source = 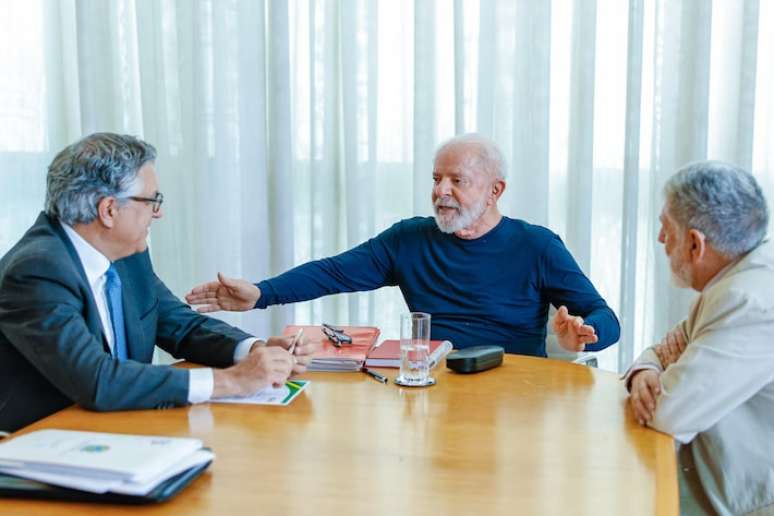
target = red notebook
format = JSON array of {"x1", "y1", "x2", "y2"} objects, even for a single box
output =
[
  {"x1": 283, "y1": 325, "x2": 380, "y2": 372},
  {"x1": 365, "y1": 339, "x2": 451, "y2": 368}
]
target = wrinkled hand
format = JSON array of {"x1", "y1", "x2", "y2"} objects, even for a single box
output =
[
  {"x1": 213, "y1": 346, "x2": 294, "y2": 398},
  {"x1": 653, "y1": 327, "x2": 687, "y2": 369},
  {"x1": 629, "y1": 369, "x2": 661, "y2": 426},
  {"x1": 185, "y1": 272, "x2": 260, "y2": 313},
  {"x1": 264, "y1": 334, "x2": 321, "y2": 375},
  {"x1": 552, "y1": 305, "x2": 599, "y2": 352}
]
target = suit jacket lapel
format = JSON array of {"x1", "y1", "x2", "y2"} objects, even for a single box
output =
[{"x1": 46, "y1": 214, "x2": 111, "y2": 353}]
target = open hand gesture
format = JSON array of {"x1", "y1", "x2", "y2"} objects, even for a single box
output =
[
  {"x1": 185, "y1": 272, "x2": 260, "y2": 313},
  {"x1": 552, "y1": 305, "x2": 599, "y2": 352}
]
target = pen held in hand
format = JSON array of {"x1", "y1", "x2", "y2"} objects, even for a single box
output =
[
  {"x1": 288, "y1": 328, "x2": 304, "y2": 356},
  {"x1": 362, "y1": 367, "x2": 388, "y2": 384}
]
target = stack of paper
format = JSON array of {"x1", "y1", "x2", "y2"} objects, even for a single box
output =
[
  {"x1": 283, "y1": 325, "x2": 381, "y2": 372},
  {"x1": 0, "y1": 429, "x2": 213, "y2": 496}
]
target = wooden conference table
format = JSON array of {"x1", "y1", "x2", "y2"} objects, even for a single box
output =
[{"x1": 3, "y1": 355, "x2": 677, "y2": 515}]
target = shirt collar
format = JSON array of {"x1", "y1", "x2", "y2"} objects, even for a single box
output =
[
  {"x1": 703, "y1": 239, "x2": 768, "y2": 291},
  {"x1": 61, "y1": 223, "x2": 112, "y2": 286}
]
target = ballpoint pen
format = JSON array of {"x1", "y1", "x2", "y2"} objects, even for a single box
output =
[
  {"x1": 288, "y1": 328, "x2": 304, "y2": 355},
  {"x1": 362, "y1": 367, "x2": 388, "y2": 384},
  {"x1": 285, "y1": 332, "x2": 305, "y2": 390}
]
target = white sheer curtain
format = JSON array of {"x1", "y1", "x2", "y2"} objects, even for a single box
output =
[{"x1": 2, "y1": 0, "x2": 773, "y2": 372}]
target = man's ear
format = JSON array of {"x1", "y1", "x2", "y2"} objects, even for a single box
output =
[
  {"x1": 490, "y1": 179, "x2": 506, "y2": 203},
  {"x1": 96, "y1": 197, "x2": 118, "y2": 229},
  {"x1": 687, "y1": 228, "x2": 707, "y2": 263}
]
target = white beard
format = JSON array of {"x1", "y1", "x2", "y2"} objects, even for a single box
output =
[
  {"x1": 433, "y1": 194, "x2": 488, "y2": 234},
  {"x1": 669, "y1": 258, "x2": 694, "y2": 289}
]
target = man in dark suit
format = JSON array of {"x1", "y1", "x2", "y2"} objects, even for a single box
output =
[{"x1": 0, "y1": 133, "x2": 317, "y2": 432}]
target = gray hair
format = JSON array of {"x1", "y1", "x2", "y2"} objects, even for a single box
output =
[
  {"x1": 45, "y1": 133, "x2": 157, "y2": 225},
  {"x1": 434, "y1": 133, "x2": 506, "y2": 180},
  {"x1": 665, "y1": 161, "x2": 769, "y2": 257}
]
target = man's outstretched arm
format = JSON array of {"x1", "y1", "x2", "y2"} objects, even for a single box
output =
[{"x1": 187, "y1": 224, "x2": 401, "y2": 312}]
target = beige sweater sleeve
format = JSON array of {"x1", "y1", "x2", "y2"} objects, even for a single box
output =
[{"x1": 649, "y1": 287, "x2": 774, "y2": 443}]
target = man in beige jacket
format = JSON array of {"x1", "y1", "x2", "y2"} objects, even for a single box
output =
[{"x1": 626, "y1": 161, "x2": 774, "y2": 516}]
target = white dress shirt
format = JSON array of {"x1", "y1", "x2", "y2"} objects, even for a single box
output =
[{"x1": 61, "y1": 224, "x2": 256, "y2": 403}]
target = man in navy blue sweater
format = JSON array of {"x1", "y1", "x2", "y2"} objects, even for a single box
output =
[{"x1": 187, "y1": 134, "x2": 620, "y2": 356}]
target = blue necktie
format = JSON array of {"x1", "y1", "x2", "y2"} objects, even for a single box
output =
[{"x1": 105, "y1": 265, "x2": 128, "y2": 361}]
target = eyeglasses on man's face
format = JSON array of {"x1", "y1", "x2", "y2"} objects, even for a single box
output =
[
  {"x1": 321, "y1": 323, "x2": 353, "y2": 347},
  {"x1": 127, "y1": 192, "x2": 164, "y2": 214}
]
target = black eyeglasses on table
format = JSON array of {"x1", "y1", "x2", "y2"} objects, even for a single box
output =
[{"x1": 321, "y1": 323, "x2": 353, "y2": 347}]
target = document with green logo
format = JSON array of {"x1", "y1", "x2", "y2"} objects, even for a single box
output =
[{"x1": 212, "y1": 380, "x2": 310, "y2": 406}]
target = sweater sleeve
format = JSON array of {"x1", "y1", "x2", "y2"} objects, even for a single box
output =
[
  {"x1": 649, "y1": 288, "x2": 774, "y2": 443},
  {"x1": 539, "y1": 235, "x2": 621, "y2": 351},
  {"x1": 255, "y1": 222, "x2": 401, "y2": 308}
]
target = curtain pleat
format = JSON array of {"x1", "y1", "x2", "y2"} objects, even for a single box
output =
[
  {"x1": 453, "y1": 0, "x2": 465, "y2": 134},
  {"x1": 735, "y1": 0, "x2": 760, "y2": 172},
  {"x1": 617, "y1": 0, "x2": 645, "y2": 372},
  {"x1": 565, "y1": 0, "x2": 597, "y2": 273},
  {"x1": 266, "y1": 0, "x2": 295, "y2": 333},
  {"x1": 413, "y1": 0, "x2": 436, "y2": 216},
  {"x1": 509, "y1": 1, "x2": 551, "y2": 227},
  {"x1": 476, "y1": 0, "x2": 496, "y2": 137}
]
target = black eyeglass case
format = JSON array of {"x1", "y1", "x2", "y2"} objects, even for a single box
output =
[{"x1": 446, "y1": 345, "x2": 504, "y2": 374}]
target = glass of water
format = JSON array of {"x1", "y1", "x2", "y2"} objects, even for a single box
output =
[{"x1": 396, "y1": 312, "x2": 435, "y2": 387}]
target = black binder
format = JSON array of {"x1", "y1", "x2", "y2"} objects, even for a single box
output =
[{"x1": 0, "y1": 459, "x2": 211, "y2": 504}]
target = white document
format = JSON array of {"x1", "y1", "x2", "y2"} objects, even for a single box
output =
[
  {"x1": 212, "y1": 380, "x2": 309, "y2": 406},
  {"x1": 108, "y1": 449, "x2": 214, "y2": 495}
]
